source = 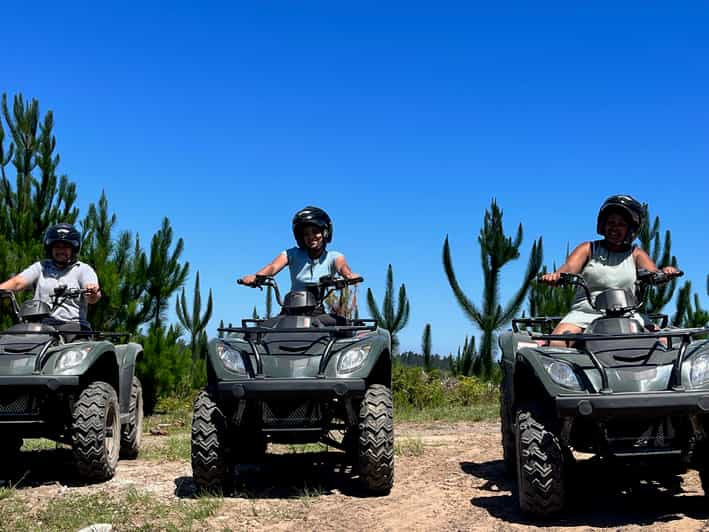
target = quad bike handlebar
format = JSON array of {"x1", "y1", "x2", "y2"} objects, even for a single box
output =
[
  {"x1": 536, "y1": 269, "x2": 683, "y2": 313},
  {"x1": 238, "y1": 274, "x2": 363, "y2": 308}
]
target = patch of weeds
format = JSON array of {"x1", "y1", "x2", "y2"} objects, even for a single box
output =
[
  {"x1": 30, "y1": 487, "x2": 221, "y2": 531},
  {"x1": 0, "y1": 487, "x2": 14, "y2": 501},
  {"x1": 141, "y1": 432, "x2": 191, "y2": 461},
  {"x1": 395, "y1": 402, "x2": 499, "y2": 423},
  {"x1": 394, "y1": 437, "x2": 424, "y2": 457},
  {"x1": 296, "y1": 481, "x2": 324, "y2": 499},
  {"x1": 0, "y1": 495, "x2": 31, "y2": 531},
  {"x1": 178, "y1": 495, "x2": 222, "y2": 523},
  {"x1": 284, "y1": 442, "x2": 329, "y2": 454},
  {"x1": 144, "y1": 395, "x2": 195, "y2": 435},
  {"x1": 21, "y1": 438, "x2": 64, "y2": 452}
]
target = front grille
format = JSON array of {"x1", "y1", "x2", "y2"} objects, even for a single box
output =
[
  {"x1": 604, "y1": 417, "x2": 679, "y2": 451},
  {"x1": 0, "y1": 393, "x2": 35, "y2": 416},
  {"x1": 262, "y1": 400, "x2": 323, "y2": 427}
]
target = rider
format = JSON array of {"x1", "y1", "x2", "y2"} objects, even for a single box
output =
[
  {"x1": 539, "y1": 195, "x2": 680, "y2": 342},
  {"x1": 240, "y1": 206, "x2": 361, "y2": 293},
  {"x1": 0, "y1": 223, "x2": 101, "y2": 331}
]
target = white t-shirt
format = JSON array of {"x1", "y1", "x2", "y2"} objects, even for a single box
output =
[{"x1": 19, "y1": 260, "x2": 98, "y2": 327}]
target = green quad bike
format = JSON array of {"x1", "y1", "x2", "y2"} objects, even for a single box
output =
[
  {"x1": 499, "y1": 269, "x2": 709, "y2": 517},
  {"x1": 191, "y1": 274, "x2": 394, "y2": 495},
  {"x1": 0, "y1": 286, "x2": 144, "y2": 482}
]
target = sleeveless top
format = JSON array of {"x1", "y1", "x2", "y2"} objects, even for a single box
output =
[
  {"x1": 284, "y1": 247, "x2": 343, "y2": 291},
  {"x1": 560, "y1": 240, "x2": 638, "y2": 328}
]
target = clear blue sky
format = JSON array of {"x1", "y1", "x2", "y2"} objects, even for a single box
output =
[{"x1": 2, "y1": 2, "x2": 708, "y2": 356}]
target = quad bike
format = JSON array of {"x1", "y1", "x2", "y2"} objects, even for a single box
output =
[
  {"x1": 499, "y1": 269, "x2": 709, "y2": 516},
  {"x1": 0, "y1": 286, "x2": 143, "y2": 482},
  {"x1": 191, "y1": 274, "x2": 394, "y2": 494}
]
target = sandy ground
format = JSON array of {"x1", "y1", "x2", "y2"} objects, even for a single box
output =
[{"x1": 6, "y1": 420, "x2": 709, "y2": 531}]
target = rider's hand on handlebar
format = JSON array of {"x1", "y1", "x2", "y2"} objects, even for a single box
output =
[
  {"x1": 344, "y1": 273, "x2": 363, "y2": 284},
  {"x1": 661, "y1": 266, "x2": 682, "y2": 278},
  {"x1": 239, "y1": 275, "x2": 258, "y2": 286},
  {"x1": 538, "y1": 272, "x2": 562, "y2": 285},
  {"x1": 84, "y1": 283, "x2": 101, "y2": 304}
]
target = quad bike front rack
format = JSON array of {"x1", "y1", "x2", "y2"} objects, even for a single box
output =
[{"x1": 218, "y1": 319, "x2": 378, "y2": 378}]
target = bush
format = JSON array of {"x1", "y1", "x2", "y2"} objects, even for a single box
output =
[{"x1": 392, "y1": 363, "x2": 496, "y2": 410}]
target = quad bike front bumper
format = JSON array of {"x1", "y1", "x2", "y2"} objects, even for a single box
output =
[
  {"x1": 557, "y1": 390, "x2": 709, "y2": 418},
  {"x1": 217, "y1": 377, "x2": 366, "y2": 400}
]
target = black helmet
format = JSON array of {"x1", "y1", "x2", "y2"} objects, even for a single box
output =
[
  {"x1": 44, "y1": 223, "x2": 81, "y2": 260},
  {"x1": 596, "y1": 194, "x2": 644, "y2": 243},
  {"x1": 292, "y1": 206, "x2": 333, "y2": 249}
]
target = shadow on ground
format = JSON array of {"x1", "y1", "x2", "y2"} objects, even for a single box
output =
[
  {"x1": 0, "y1": 448, "x2": 104, "y2": 488},
  {"x1": 176, "y1": 450, "x2": 373, "y2": 499},
  {"x1": 462, "y1": 458, "x2": 709, "y2": 527}
]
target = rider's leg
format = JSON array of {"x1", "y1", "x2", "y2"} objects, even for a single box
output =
[{"x1": 546, "y1": 322, "x2": 583, "y2": 347}]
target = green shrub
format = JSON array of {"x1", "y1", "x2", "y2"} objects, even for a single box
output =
[{"x1": 392, "y1": 363, "x2": 497, "y2": 410}]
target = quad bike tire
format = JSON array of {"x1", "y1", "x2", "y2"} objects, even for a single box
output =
[
  {"x1": 357, "y1": 384, "x2": 394, "y2": 494},
  {"x1": 191, "y1": 390, "x2": 231, "y2": 493},
  {"x1": 516, "y1": 405, "x2": 566, "y2": 516},
  {"x1": 500, "y1": 369, "x2": 516, "y2": 478},
  {"x1": 120, "y1": 377, "x2": 144, "y2": 459},
  {"x1": 71, "y1": 381, "x2": 121, "y2": 482}
]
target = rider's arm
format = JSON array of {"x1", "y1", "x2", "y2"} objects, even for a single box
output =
[
  {"x1": 633, "y1": 248, "x2": 680, "y2": 275},
  {"x1": 334, "y1": 255, "x2": 360, "y2": 280},
  {"x1": 0, "y1": 274, "x2": 31, "y2": 292},
  {"x1": 79, "y1": 265, "x2": 102, "y2": 304},
  {"x1": 241, "y1": 252, "x2": 289, "y2": 285},
  {"x1": 539, "y1": 242, "x2": 592, "y2": 284}
]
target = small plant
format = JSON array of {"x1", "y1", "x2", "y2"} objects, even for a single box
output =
[{"x1": 394, "y1": 438, "x2": 425, "y2": 457}]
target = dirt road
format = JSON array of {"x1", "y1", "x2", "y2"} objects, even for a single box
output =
[{"x1": 7, "y1": 420, "x2": 709, "y2": 531}]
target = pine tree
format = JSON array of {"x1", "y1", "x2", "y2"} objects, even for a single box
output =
[
  {"x1": 176, "y1": 271, "x2": 214, "y2": 361},
  {"x1": 422, "y1": 323, "x2": 432, "y2": 371},
  {"x1": 143, "y1": 217, "x2": 190, "y2": 330},
  {"x1": 673, "y1": 277, "x2": 709, "y2": 328},
  {"x1": 137, "y1": 324, "x2": 191, "y2": 413},
  {"x1": 325, "y1": 283, "x2": 359, "y2": 319},
  {"x1": 366, "y1": 264, "x2": 410, "y2": 354},
  {"x1": 443, "y1": 199, "x2": 542, "y2": 378},
  {"x1": 527, "y1": 261, "x2": 575, "y2": 321},
  {"x1": 638, "y1": 204, "x2": 678, "y2": 314}
]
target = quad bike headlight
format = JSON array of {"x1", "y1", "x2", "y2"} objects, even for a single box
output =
[
  {"x1": 337, "y1": 345, "x2": 371, "y2": 374},
  {"x1": 56, "y1": 346, "x2": 91, "y2": 371},
  {"x1": 541, "y1": 358, "x2": 582, "y2": 390},
  {"x1": 216, "y1": 343, "x2": 247, "y2": 375},
  {"x1": 691, "y1": 353, "x2": 709, "y2": 387}
]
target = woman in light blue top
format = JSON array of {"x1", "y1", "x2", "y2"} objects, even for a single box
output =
[
  {"x1": 240, "y1": 206, "x2": 360, "y2": 291},
  {"x1": 539, "y1": 195, "x2": 680, "y2": 344}
]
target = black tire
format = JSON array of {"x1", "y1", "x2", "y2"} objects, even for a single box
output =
[
  {"x1": 191, "y1": 390, "x2": 230, "y2": 493},
  {"x1": 516, "y1": 405, "x2": 566, "y2": 516},
  {"x1": 120, "y1": 377, "x2": 144, "y2": 459},
  {"x1": 71, "y1": 381, "x2": 121, "y2": 482},
  {"x1": 500, "y1": 369, "x2": 516, "y2": 478},
  {"x1": 357, "y1": 384, "x2": 394, "y2": 494}
]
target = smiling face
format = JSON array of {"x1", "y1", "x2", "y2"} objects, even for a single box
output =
[
  {"x1": 302, "y1": 224, "x2": 325, "y2": 256},
  {"x1": 603, "y1": 212, "x2": 630, "y2": 247},
  {"x1": 51, "y1": 241, "x2": 74, "y2": 265}
]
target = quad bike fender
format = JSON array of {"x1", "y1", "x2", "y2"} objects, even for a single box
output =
[
  {"x1": 512, "y1": 349, "x2": 570, "y2": 412},
  {"x1": 115, "y1": 343, "x2": 143, "y2": 415}
]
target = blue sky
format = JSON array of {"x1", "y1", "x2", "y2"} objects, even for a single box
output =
[{"x1": 2, "y1": 2, "x2": 708, "y2": 355}]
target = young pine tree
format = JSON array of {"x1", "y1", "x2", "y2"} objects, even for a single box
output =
[{"x1": 443, "y1": 199, "x2": 542, "y2": 378}]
